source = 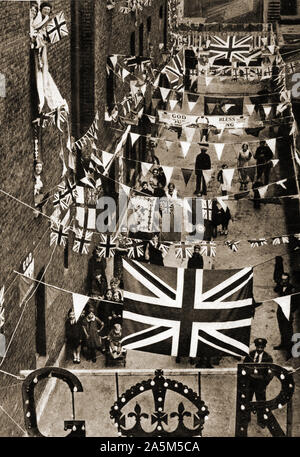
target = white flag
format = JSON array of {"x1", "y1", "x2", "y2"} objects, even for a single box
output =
[
  {"x1": 160, "y1": 87, "x2": 171, "y2": 102},
  {"x1": 180, "y1": 141, "x2": 191, "y2": 158},
  {"x1": 214, "y1": 143, "x2": 224, "y2": 161},
  {"x1": 266, "y1": 138, "x2": 276, "y2": 153},
  {"x1": 188, "y1": 101, "x2": 197, "y2": 112},
  {"x1": 141, "y1": 162, "x2": 152, "y2": 177},
  {"x1": 122, "y1": 68, "x2": 130, "y2": 81},
  {"x1": 222, "y1": 168, "x2": 235, "y2": 189},
  {"x1": 102, "y1": 151, "x2": 114, "y2": 169},
  {"x1": 202, "y1": 169, "x2": 213, "y2": 184},
  {"x1": 274, "y1": 296, "x2": 291, "y2": 321},
  {"x1": 271, "y1": 159, "x2": 279, "y2": 167},
  {"x1": 183, "y1": 127, "x2": 195, "y2": 143},
  {"x1": 130, "y1": 132, "x2": 140, "y2": 146},
  {"x1": 258, "y1": 185, "x2": 268, "y2": 198},
  {"x1": 169, "y1": 99, "x2": 177, "y2": 111},
  {"x1": 246, "y1": 104, "x2": 255, "y2": 116},
  {"x1": 263, "y1": 106, "x2": 272, "y2": 117},
  {"x1": 72, "y1": 293, "x2": 90, "y2": 322},
  {"x1": 161, "y1": 165, "x2": 174, "y2": 185}
]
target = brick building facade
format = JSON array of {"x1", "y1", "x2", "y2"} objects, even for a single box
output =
[{"x1": 0, "y1": 0, "x2": 167, "y2": 436}]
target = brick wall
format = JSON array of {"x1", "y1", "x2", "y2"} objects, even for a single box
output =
[
  {"x1": 0, "y1": 0, "x2": 90, "y2": 436},
  {"x1": 0, "y1": 0, "x2": 168, "y2": 436}
]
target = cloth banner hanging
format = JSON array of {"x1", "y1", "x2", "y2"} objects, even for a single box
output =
[
  {"x1": 222, "y1": 168, "x2": 235, "y2": 190},
  {"x1": 141, "y1": 162, "x2": 153, "y2": 177},
  {"x1": 130, "y1": 132, "x2": 140, "y2": 146}
]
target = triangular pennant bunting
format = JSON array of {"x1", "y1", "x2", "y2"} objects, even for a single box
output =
[
  {"x1": 273, "y1": 296, "x2": 291, "y2": 321},
  {"x1": 141, "y1": 162, "x2": 153, "y2": 177},
  {"x1": 246, "y1": 104, "x2": 255, "y2": 116},
  {"x1": 266, "y1": 138, "x2": 276, "y2": 153},
  {"x1": 161, "y1": 165, "x2": 174, "y2": 185},
  {"x1": 169, "y1": 99, "x2": 178, "y2": 111},
  {"x1": 130, "y1": 132, "x2": 140, "y2": 146},
  {"x1": 183, "y1": 127, "x2": 195, "y2": 143},
  {"x1": 181, "y1": 168, "x2": 193, "y2": 186},
  {"x1": 72, "y1": 293, "x2": 90, "y2": 322},
  {"x1": 102, "y1": 151, "x2": 114, "y2": 169},
  {"x1": 222, "y1": 168, "x2": 235, "y2": 189},
  {"x1": 180, "y1": 141, "x2": 191, "y2": 158},
  {"x1": 202, "y1": 169, "x2": 213, "y2": 184},
  {"x1": 214, "y1": 143, "x2": 224, "y2": 161},
  {"x1": 160, "y1": 87, "x2": 171, "y2": 102}
]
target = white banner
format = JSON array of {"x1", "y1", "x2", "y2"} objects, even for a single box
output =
[{"x1": 158, "y1": 110, "x2": 249, "y2": 128}]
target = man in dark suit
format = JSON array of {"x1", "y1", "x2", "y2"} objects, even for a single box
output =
[
  {"x1": 243, "y1": 338, "x2": 273, "y2": 428},
  {"x1": 187, "y1": 245, "x2": 204, "y2": 269},
  {"x1": 254, "y1": 140, "x2": 273, "y2": 185},
  {"x1": 274, "y1": 272, "x2": 296, "y2": 357},
  {"x1": 194, "y1": 147, "x2": 211, "y2": 196}
]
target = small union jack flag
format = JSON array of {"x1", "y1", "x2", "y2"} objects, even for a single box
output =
[
  {"x1": 200, "y1": 241, "x2": 216, "y2": 257},
  {"x1": 201, "y1": 199, "x2": 213, "y2": 221},
  {"x1": 73, "y1": 228, "x2": 93, "y2": 255},
  {"x1": 46, "y1": 11, "x2": 68, "y2": 44},
  {"x1": 225, "y1": 240, "x2": 240, "y2": 252},
  {"x1": 158, "y1": 242, "x2": 172, "y2": 255},
  {"x1": 50, "y1": 221, "x2": 70, "y2": 247},
  {"x1": 126, "y1": 239, "x2": 145, "y2": 259},
  {"x1": 96, "y1": 234, "x2": 118, "y2": 258},
  {"x1": 53, "y1": 178, "x2": 78, "y2": 210},
  {"x1": 272, "y1": 236, "x2": 289, "y2": 246},
  {"x1": 174, "y1": 242, "x2": 193, "y2": 259},
  {"x1": 121, "y1": 259, "x2": 255, "y2": 358},
  {"x1": 209, "y1": 35, "x2": 252, "y2": 63},
  {"x1": 248, "y1": 239, "x2": 268, "y2": 248}
]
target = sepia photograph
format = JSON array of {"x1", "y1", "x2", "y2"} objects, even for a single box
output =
[{"x1": 0, "y1": 0, "x2": 299, "y2": 446}]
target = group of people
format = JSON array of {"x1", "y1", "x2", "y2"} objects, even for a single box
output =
[
  {"x1": 65, "y1": 305, "x2": 125, "y2": 365},
  {"x1": 194, "y1": 140, "x2": 273, "y2": 198}
]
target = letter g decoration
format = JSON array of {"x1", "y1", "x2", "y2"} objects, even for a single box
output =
[{"x1": 22, "y1": 367, "x2": 85, "y2": 437}]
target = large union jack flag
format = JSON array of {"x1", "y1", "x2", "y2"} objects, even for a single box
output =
[
  {"x1": 209, "y1": 35, "x2": 252, "y2": 63},
  {"x1": 121, "y1": 259, "x2": 255, "y2": 358}
]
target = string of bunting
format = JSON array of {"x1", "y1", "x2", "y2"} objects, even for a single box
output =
[{"x1": 75, "y1": 112, "x2": 99, "y2": 150}]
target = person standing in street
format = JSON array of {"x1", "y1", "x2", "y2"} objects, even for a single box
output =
[
  {"x1": 274, "y1": 272, "x2": 297, "y2": 358},
  {"x1": 238, "y1": 143, "x2": 252, "y2": 191},
  {"x1": 243, "y1": 338, "x2": 273, "y2": 428},
  {"x1": 194, "y1": 147, "x2": 211, "y2": 196},
  {"x1": 254, "y1": 140, "x2": 273, "y2": 185}
]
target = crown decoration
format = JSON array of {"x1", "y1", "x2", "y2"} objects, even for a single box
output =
[{"x1": 110, "y1": 369, "x2": 209, "y2": 437}]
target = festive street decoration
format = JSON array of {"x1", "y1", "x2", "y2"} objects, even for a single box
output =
[
  {"x1": 110, "y1": 369, "x2": 209, "y2": 437},
  {"x1": 46, "y1": 11, "x2": 68, "y2": 44},
  {"x1": 73, "y1": 228, "x2": 93, "y2": 255},
  {"x1": 50, "y1": 220, "x2": 70, "y2": 247}
]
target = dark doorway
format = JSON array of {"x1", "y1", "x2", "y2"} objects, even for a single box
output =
[
  {"x1": 139, "y1": 23, "x2": 144, "y2": 56},
  {"x1": 35, "y1": 268, "x2": 46, "y2": 357},
  {"x1": 130, "y1": 31, "x2": 136, "y2": 55}
]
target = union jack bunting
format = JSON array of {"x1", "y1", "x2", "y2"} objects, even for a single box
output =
[
  {"x1": 200, "y1": 241, "x2": 216, "y2": 257},
  {"x1": 174, "y1": 242, "x2": 193, "y2": 259},
  {"x1": 158, "y1": 242, "x2": 171, "y2": 255},
  {"x1": 75, "y1": 186, "x2": 98, "y2": 230},
  {"x1": 209, "y1": 35, "x2": 252, "y2": 63},
  {"x1": 124, "y1": 56, "x2": 151, "y2": 72},
  {"x1": 248, "y1": 239, "x2": 268, "y2": 248},
  {"x1": 121, "y1": 259, "x2": 255, "y2": 358},
  {"x1": 126, "y1": 239, "x2": 145, "y2": 259},
  {"x1": 50, "y1": 221, "x2": 70, "y2": 247},
  {"x1": 201, "y1": 199, "x2": 213, "y2": 221},
  {"x1": 224, "y1": 240, "x2": 240, "y2": 252},
  {"x1": 53, "y1": 178, "x2": 78, "y2": 210},
  {"x1": 96, "y1": 234, "x2": 118, "y2": 258},
  {"x1": 163, "y1": 48, "x2": 184, "y2": 90},
  {"x1": 73, "y1": 228, "x2": 93, "y2": 255},
  {"x1": 46, "y1": 11, "x2": 68, "y2": 44},
  {"x1": 272, "y1": 236, "x2": 289, "y2": 246},
  {"x1": 80, "y1": 157, "x2": 102, "y2": 189}
]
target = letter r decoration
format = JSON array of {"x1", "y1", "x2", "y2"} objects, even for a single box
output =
[
  {"x1": 22, "y1": 367, "x2": 85, "y2": 437},
  {"x1": 235, "y1": 363, "x2": 295, "y2": 437}
]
